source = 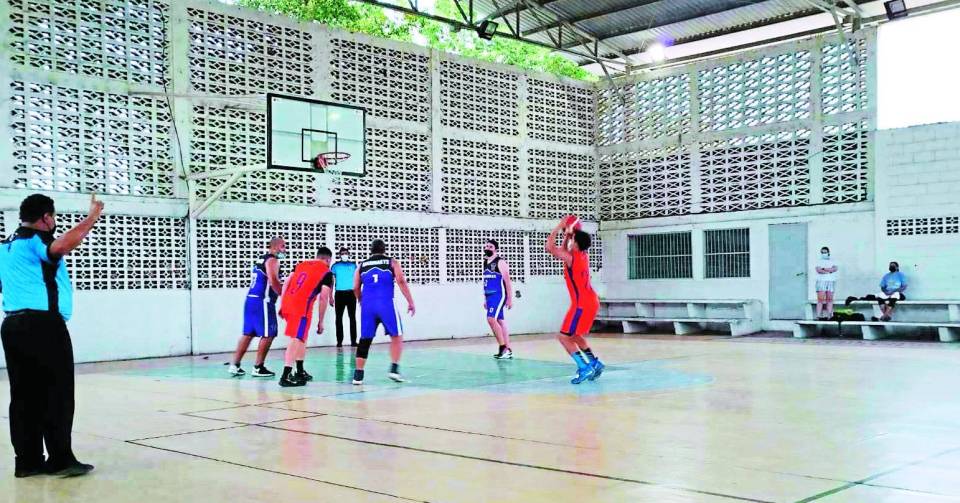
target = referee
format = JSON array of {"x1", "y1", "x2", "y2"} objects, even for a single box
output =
[
  {"x1": 331, "y1": 247, "x2": 358, "y2": 347},
  {"x1": 0, "y1": 193, "x2": 103, "y2": 478}
]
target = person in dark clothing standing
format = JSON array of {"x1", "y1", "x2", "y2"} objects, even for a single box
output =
[
  {"x1": 330, "y1": 247, "x2": 359, "y2": 347},
  {"x1": 0, "y1": 193, "x2": 103, "y2": 478}
]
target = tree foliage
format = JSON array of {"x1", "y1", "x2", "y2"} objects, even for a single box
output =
[{"x1": 238, "y1": 0, "x2": 595, "y2": 81}]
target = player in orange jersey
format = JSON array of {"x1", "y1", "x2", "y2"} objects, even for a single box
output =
[
  {"x1": 278, "y1": 247, "x2": 334, "y2": 387},
  {"x1": 545, "y1": 217, "x2": 605, "y2": 384}
]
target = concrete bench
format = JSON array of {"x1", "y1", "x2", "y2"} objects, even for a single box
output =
[
  {"x1": 597, "y1": 299, "x2": 762, "y2": 337},
  {"x1": 794, "y1": 320, "x2": 960, "y2": 342},
  {"x1": 805, "y1": 300, "x2": 960, "y2": 322}
]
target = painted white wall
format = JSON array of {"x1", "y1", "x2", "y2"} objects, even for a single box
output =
[
  {"x1": 878, "y1": 7, "x2": 960, "y2": 129},
  {"x1": 190, "y1": 279, "x2": 571, "y2": 355},
  {"x1": 874, "y1": 122, "x2": 960, "y2": 298},
  {"x1": 600, "y1": 206, "x2": 877, "y2": 328},
  {"x1": 0, "y1": 290, "x2": 192, "y2": 365}
]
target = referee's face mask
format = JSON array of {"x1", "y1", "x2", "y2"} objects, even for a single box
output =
[{"x1": 42, "y1": 213, "x2": 57, "y2": 234}]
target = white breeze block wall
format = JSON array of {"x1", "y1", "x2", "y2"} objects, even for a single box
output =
[
  {"x1": 0, "y1": 0, "x2": 600, "y2": 366},
  {"x1": 874, "y1": 122, "x2": 960, "y2": 299}
]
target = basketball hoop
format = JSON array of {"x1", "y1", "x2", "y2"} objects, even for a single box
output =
[{"x1": 312, "y1": 152, "x2": 351, "y2": 172}]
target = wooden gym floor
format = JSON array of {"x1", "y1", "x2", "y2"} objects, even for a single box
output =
[{"x1": 2, "y1": 333, "x2": 960, "y2": 502}]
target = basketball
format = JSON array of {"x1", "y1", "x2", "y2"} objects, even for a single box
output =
[{"x1": 562, "y1": 214, "x2": 582, "y2": 234}]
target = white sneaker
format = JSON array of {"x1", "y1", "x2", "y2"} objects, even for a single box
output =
[
  {"x1": 495, "y1": 349, "x2": 513, "y2": 360},
  {"x1": 228, "y1": 364, "x2": 245, "y2": 376},
  {"x1": 388, "y1": 372, "x2": 406, "y2": 383}
]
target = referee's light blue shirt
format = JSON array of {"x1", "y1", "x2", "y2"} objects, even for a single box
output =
[
  {"x1": 331, "y1": 260, "x2": 358, "y2": 291},
  {"x1": 0, "y1": 227, "x2": 73, "y2": 320}
]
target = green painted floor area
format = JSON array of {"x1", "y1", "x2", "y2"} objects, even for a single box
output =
[{"x1": 120, "y1": 349, "x2": 584, "y2": 390}]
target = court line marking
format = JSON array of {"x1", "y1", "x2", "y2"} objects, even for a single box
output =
[
  {"x1": 126, "y1": 440, "x2": 422, "y2": 502},
  {"x1": 262, "y1": 404, "x2": 848, "y2": 485},
  {"x1": 795, "y1": 445, "x2": 960, "y2": 502},
  {"x1": 254, "y1": 422, "x2": 774, "y2": 503},
  {"x1": 127, "y1": 424, "x2": 248, "y2": 443}
]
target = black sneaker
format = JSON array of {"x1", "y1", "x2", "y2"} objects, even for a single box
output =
[
  {"x1": 45, "y1": 462, "x2": 94, "y2": 478},
  {"x1": 352, "y1": 369, "x2": 364, "y2": 385},
  {"x1": 251, "y1": 365, "x2": 275, "y2": 378},
  {"x1": 294, "y1": 369, "x2": 313, "y2": 382},
  {"x1": 14, "y1": 465, "x2": 44, "y2": 478},
  {"x1": 279, "y1": 374, "x2": 305, "y2": 387}
]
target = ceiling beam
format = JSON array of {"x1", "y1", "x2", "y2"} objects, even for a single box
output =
[
  {"x1": 478, "y1": 0, "x2": 561, "y2": 23},
  {"x1": 523, "y1": 0, "x2": 662, "y2": 36},
  {"x1": 576, "y1": 0, "x2": 879, "y2": 66},
  {"x1": 558, "y1": 0, "x2": 780, "y2": 49},
  {"x1": 345, "y1": 0, "x2": 625, "y2": 65}
]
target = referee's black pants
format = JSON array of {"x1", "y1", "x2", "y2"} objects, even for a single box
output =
[
  {"x1": 1, "y1": 311, "x2": 77, "y2": 471},
  {"x1": 334, "y1": 290, "x2": 357, "y2": 346}
]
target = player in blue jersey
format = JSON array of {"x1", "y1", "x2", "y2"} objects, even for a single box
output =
[
  {"x1": 351, "y1": 239, "x2": 416, "y2": 385},
  {"x1": 229, "y1": 237, "x2": 286, "y2": 377},
  {"x1": 483, "y1": 239, "x2": 514, "y2": 359}
]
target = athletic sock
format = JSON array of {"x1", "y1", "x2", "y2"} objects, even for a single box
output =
[
  {"x1": 296, "y1": 360, "x2": 304, "y2": 372},
  {"x1": 498, "y1": 344, "x2": 506, "y2": 353},
  {"x1": 582, "y1": 348, "x2": 597, "y2": 363},
  {"x1": 390, "y1": 362, "x2": 399, "y2": 374},
  {"x1": 571, "y1": 352, "x2": 588, "y2": 370},
  {"x1": 282, "y1": 366, "x2": 292, "y2": 379}
]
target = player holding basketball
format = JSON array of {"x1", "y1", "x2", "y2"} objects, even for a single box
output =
[
  {"x1": 483, "y1": 239, "x2": 514, "y2": 359},
  {"x1": 277, "y1": 247, "x2": 334, "y2": 387},
  {"x1": 229, "y1": 237, "x2": 286, "y2": 377},
  {"x1": 352, "y1": 239, "x2": 415, "y2": 385},
  {"x1": 545, "y1": 216, "x2": 605, "y2": 384}
]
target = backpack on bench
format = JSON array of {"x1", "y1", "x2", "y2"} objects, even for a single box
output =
[{"x1": 831, "y1": 307, "x2": 865, "y2": 322}]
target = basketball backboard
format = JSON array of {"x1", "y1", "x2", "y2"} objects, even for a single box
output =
[{"x1": 266, "y1": 93, "x2": 366, "y2": 176}]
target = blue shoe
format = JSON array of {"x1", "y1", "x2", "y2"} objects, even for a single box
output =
[
  {"x1": 589, "y1": 360, "x2": 605, "y2": 381},
  {"x1": 571, "y1": 366, "x2": 595, "y2": 384}
]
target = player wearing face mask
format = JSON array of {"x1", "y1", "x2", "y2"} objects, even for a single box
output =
[
  {"x1": 229, "y1": 237, "x2": 287, "y2": 377},
  {"x1": 482, "y1": 239, "x2": 514, "y2": 359}
]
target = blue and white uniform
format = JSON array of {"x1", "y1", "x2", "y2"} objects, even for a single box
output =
[
  {"x1": 242, "y1": 253, "x2": 282, "y2": 338},
  {"x1": 359, "y1": 254, "x2": 403, "y2": 339},
  {"x1": 483, "y1": 257, "x2": 507, "y2": 321}
]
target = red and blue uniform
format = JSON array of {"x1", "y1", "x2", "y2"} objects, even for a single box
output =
[
  {"x1": 279, "y1": 260, "x2": 332, "y2": 342},
  {"x1": 561, "y1": 251, "x2": 599, "y2": 336}
]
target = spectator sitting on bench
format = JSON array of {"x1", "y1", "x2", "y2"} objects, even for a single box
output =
[{"x1": 877, "y1": 261, "x2": 908, "y2": 322}]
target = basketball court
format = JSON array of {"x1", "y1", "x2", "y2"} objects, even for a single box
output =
[
  {"x1": 3, "y1": 0, "x2": 960, "y2": 501},
  {"x1": 2, "y1": 334, "x2": 960, "y2": 502}
]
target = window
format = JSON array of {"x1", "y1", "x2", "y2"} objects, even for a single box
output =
[
  {"x1": 704, "y1": 228, "x2": 751, "y2": 278},
  {"x1": 628, "y1": 233, "x2": 692, "y2": 279}
]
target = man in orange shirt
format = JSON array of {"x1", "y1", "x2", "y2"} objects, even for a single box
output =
[
  {"x1": 545, "y1": 219, "x2": 605, "y2": 384},
  {"x1": 278, "y1": 247, "x2": 334, "y2": 387}
]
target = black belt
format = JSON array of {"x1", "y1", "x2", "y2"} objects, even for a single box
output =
[{"x1": 4, "y1": 309, "x2": 51, "y2": 317}]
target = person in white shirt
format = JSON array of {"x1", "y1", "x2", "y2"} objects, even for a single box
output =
[{"x1": 815, "y1": 246, "x2": 838, "y2": 320}]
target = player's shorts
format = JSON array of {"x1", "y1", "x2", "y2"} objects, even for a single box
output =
[
  {"x1": 360, "y1": 298, "x2": 403, "y2": 339},
  {"x1": 561, "y1": 301, "x2": 599, "y2": 337},
  {"x1": 243, "y1": 296, "x2": 278, "y2": 338},
  {"x1": 282, "y1": 310, "x2": 313, "y2": 342},
  {"x1": 485, "y1": 291, "x2": 506, "y2": 321}
]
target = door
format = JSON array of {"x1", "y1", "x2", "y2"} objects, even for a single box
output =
[{"x1": 768, "y1": 223, "x2": 808, "y2": 319}]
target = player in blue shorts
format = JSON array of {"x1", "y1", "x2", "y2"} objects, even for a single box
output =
[
  {"x1": 352, "y1": 239, "x2": 416, "y2": 385},
  {"x1": 229, "y1": 237, "x2": 285, "y2": 377},
  {"x1": 483, "y1": 239, "x2": 514, "y2": 359}
]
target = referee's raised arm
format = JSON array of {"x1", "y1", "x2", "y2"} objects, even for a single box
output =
[{"x1": 0, "y1": 193, "x2": 103, "y2": 479}]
